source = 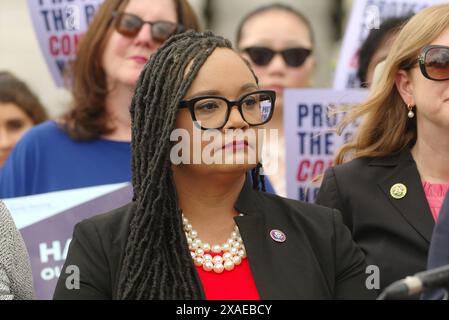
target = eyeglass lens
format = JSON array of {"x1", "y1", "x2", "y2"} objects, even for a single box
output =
[
  {"x1": 192, "y1": 92, "x2": 274, "y2": 129},
  {"x1": 424, "y1": 46, "x2": 449, "y2": 80}
]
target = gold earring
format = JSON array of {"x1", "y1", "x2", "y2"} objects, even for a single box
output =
[{"x1": 407, "y1": 104, "x2": 415, "y2": 119}]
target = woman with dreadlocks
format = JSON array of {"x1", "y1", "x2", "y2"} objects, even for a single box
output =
[{"x1": 54, "y1": 31, "x2": 374, "y2": 300}]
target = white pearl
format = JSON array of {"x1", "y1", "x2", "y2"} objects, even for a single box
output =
[
  {"x1": 194, "y1": 257, "x2": 204, "y2": 267},
  {"x1": 224, "y1": 260, "x2": 235, "y2": 271},
  {"x1": 184, "y1": 216, "x2": 247, "y2": 273},
  {"x1": 408, "y1": 111, "x2": 415, "y2": 119},
  {"x1": 212, "y1": 255, "x2": 223, "y2": 264},
  {"x1": 223, "y1": 252, "x2": 232, "y2": 260},
  {"x1": 233, "y1": 256, "x2": 242, "y2": 265},
  {"x1": 203, "y1": 254, "x2": 212, "y2": 261},
  {"x1": 203, "y1": 261, "x2": 213, "y2": 272},
  {"x1": 213, "y1": 263, "x2": 224, "y2": 273},
  {"x1": 202, "y1": 243, "x2": 211, "y2": 252},
  {"x1": 189, "y1": 230, "x2": 198, "y2": 239}
]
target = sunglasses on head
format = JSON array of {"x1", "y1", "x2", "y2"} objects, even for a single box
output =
[
  {"x1": 417, "y1": 45, "x2": 449, "y2": 81},
  {"x1": 111, "y1": 11, "x2": 183, "y2": 43},
  {"x1": 242, "y1": 46, "x2": 312, "y2": 67}
]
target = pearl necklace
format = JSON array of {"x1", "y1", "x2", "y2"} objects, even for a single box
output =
[{"x1": 182, "y1": 213, "x2": 247, "y2": 273}]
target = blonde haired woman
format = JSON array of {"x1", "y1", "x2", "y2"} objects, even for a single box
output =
[{"x1": 316, "y1": 4, "x2": 449, "y2": 297}]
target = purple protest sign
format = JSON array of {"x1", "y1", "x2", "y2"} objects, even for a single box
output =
[{"x1": 7, "y1": 184, "x2": 133, "y2": 300}]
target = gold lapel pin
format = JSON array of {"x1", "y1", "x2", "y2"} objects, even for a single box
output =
[{"x1": 390, "y1": 183, "x2": 407, "y2": 199}]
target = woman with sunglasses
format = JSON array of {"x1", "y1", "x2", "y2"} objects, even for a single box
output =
[
  {"x1": 53, "y1": 31, "x2": 373, "y2": 300},
  {"x1": 236, "y1": 4, "x2": 315, "y2": 197},
  {"x1": 316, "y1": 4, "x2": 449, "y2": 297},
  {"x1": 0, "y1": 0, "x2": 199, "y2": 198}
]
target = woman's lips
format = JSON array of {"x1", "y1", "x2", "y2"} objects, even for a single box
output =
[
  {"x1": 222, "y1": 140, "x2": 249, "y2": 151},
  {"x1": 130, "y1": 56, "x2": 148, "y2": 64}
]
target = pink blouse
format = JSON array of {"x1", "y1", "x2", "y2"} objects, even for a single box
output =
[{"x1": 422, "y1": 181, "x2": 449, "y2": 221}]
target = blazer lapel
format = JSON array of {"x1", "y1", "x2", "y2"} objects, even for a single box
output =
[
  {"x1": 234, "y1": 214, "x2": 272, "y2": 298},
  {"x1": 374, "y1": 149, "x2": 434, "y2": 243},
  {"x1": 234, "y1": 179, "x2": 277, "y2": 299}
]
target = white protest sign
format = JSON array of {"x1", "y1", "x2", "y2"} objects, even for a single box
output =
[
  {"x1": 334, "y1": 0, "x2": 449, "y2": 89},
  {"x1": 284, "y1": 89, "x2": 369, "y2": 202},
  {"x1": 27, "y1": 0, "x2": 104, "y2": 87}
]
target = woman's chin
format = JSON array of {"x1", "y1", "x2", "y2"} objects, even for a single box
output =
[
  {"x1": 183, "y1": 163, "x2": 256, "y2": 176},
  {"x1": 207, "y1": 162, "x2": 257, "y2": 175}
]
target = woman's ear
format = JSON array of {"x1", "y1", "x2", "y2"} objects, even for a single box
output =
[{"x1": 395, "y1": 69, "x2": 415, "y2": 106}]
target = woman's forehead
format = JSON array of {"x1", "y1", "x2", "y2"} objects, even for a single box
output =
[
  {"x1": 240, "y1": 10, "x2": 312, "y2": 47},
  {"x1": 184, "y1": 48, "x2": 257, "y2": 97},
  {"x1": 124, "y1": 0, "x2": 177, "y2": 21}
]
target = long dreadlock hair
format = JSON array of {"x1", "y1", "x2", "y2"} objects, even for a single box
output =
[{"x1": 117, "y1": 30, "x2": 266, "y2": 300}]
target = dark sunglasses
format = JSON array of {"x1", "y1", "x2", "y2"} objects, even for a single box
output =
[
  {"x1": 417, "y1": 45, "x2": 449, "y2": 81},
  {"x1": 111, "y1": 11, "x2": 183, "y2": 43},
  {"x1": 242, "y1": 46, "x2": 312, "y2": 67}
]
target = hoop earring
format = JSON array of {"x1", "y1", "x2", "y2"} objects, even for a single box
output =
[{"x1": 407, "y1": 104, "x2": 415, "y2": 119}]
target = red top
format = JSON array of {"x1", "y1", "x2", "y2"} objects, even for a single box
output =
[
  {"x1": 195, "y1": 252, "x2": 260, "y2": 300},
  {"x1": 422, "y1": 181, "x2": 449, "y2": 221}
]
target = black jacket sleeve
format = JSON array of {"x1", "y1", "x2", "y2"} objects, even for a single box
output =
[{"x1": 53, "y1": 220, "x2": 112, "y2": 300}]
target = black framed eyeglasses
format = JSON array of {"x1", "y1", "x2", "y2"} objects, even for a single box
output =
[
  {"x1": 111, "y1": 11, "x2": 183, "y2": 43},
  {"x1": 179, "y1": 90, "x2": 276, "y2": 130},
  {"x1": 242, "y1": 46, "x2": 312, "y2": 67},
  {"x1": 417, "y1": 45, "x2": 449, "y2": 81}
]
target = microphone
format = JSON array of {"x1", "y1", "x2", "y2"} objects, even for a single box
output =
[{"x1": 378, "y1": 264, "x2": 449, "y2": 300}]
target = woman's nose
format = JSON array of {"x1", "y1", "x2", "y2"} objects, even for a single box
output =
[
  {"x1": 266, "y1": 53, "x2": 288, "y2": 74},
  {"x1": 133, "y1": 23, "x2": 157, "y2": 49},
  {"x1": 222, "y1": 107, "x2": 250, "y2": 130}
]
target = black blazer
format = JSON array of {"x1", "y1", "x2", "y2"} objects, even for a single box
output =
[
  {"x1": 54, "y1": 179, "x2": 375, "y2": 300},
  {"x1": 316, "y1": 148, "x2": 434, "y2": 294}
]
